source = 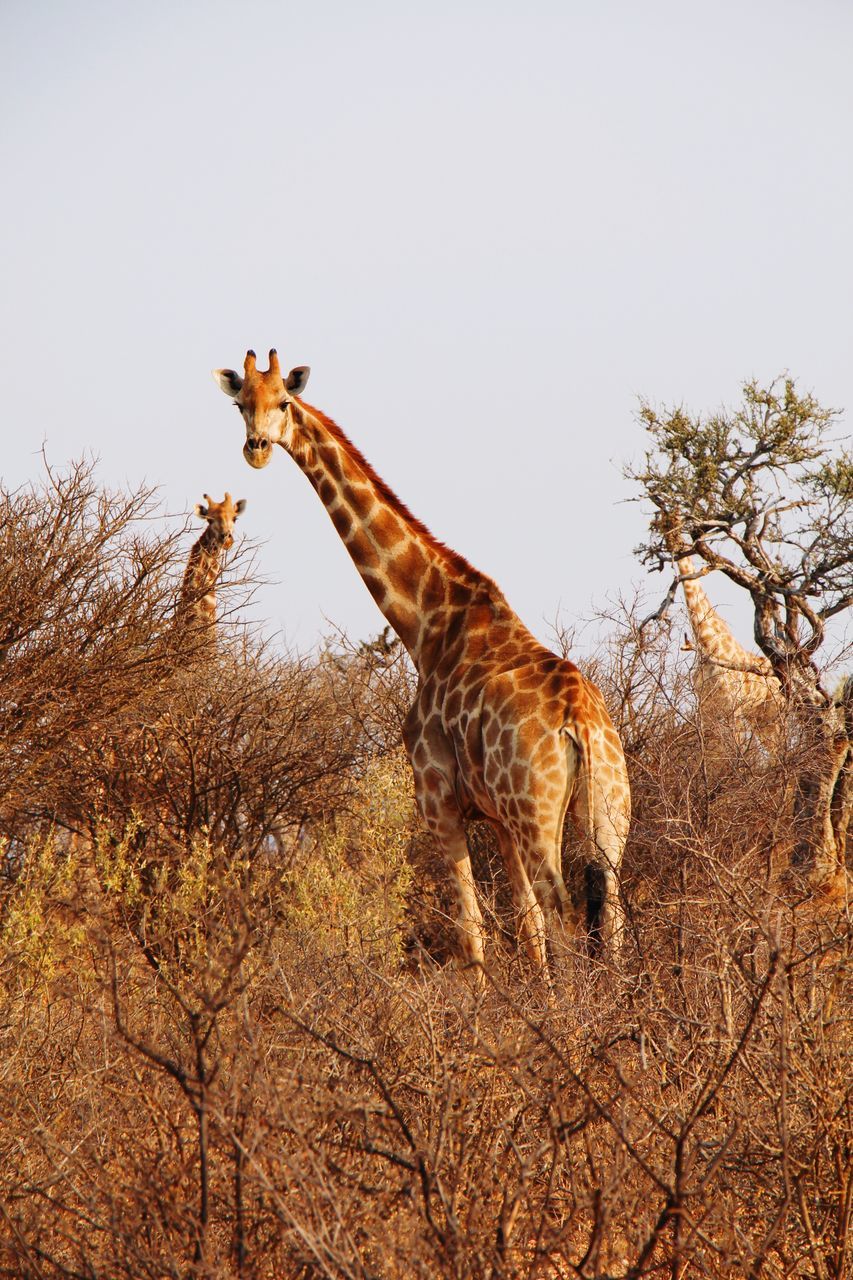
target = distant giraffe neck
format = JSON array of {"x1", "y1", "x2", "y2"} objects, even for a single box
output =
[
  {"x1": 677, "y1": 553, "x2": 771, "y2": 673},
  {"x1": 286, "y1": 400, "x2": 491, "y2": 671},
  {"x1": 677, "y1": 554, "x2": 727, "y2": 654},
  {"x1": 179, "y1": 526, "x2": 226, "y2": 627}
]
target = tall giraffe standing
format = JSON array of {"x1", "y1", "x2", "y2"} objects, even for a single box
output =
[
  {"x1": 660, "y1": 523, "x2": 785, "y2": 752},
  {"x1": 214, "y1": 350, "x2": 630, "y2": 978},
  {"x1": 177, "y1": 493, "x2": 246, "y2": 636}
]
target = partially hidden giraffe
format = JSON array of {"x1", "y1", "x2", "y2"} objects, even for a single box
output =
[
  {"x1": 214, "y1": 349, "x2": 631, "y2": 978},
  {"x1": 69, "y1": 494, "x2": 246, "y2": 874},
  {"x1": 660, "y1": 522, "x2": 785, "y2": 753},
  {"x1": 177, "y1": 493, "x2": 246, "y2": 636}
]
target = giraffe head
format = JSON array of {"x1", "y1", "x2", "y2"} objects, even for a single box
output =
[
  {"x1": 652, "y1": 507, "x2": 688, "y2": 556},
  {"x1": 213, "y1": 349, "x2": 311, "y2": 469},
  {"x1": 193, "y1": 492, "x2": 247, "y2": 550}
]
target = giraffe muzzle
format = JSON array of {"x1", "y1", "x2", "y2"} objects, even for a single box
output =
[{"x1": 243, "y1": 436, "x2": 273, "y2": 469}]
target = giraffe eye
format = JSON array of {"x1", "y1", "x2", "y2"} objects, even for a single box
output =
[{"x1": 279, "y1": 399, "x2": 291, "y2": 411}]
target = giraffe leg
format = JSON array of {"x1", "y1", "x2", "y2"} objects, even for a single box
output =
[
  {"x1": 490, "y1": 822, "x2": 549, "y2": 973},
  {"x1": 435, "y1": 817, "x2": 486, "y2": 977},
  {"x1": 479, "y1": 694, "x2": 579, "y2": 953},
  {"x1": 403, "y1": 706, "x2": 489, "y2": 978},
  {"x1": 517, "y1": 825, "x2": 585, "y2": 960},
  {"x1": 412, "y1": 765, "x2": 486, "y2": 978}
]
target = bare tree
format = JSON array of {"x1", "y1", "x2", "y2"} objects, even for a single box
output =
[{"x1": 0, "y1": 457, "x2": 186, "y2": 845}]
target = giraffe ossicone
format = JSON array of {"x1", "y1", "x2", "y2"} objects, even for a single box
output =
[{"x1": 214, "y1": 349, "x2": 631, "y2": 981}]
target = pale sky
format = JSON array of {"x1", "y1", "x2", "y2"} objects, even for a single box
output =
[{"x1": 2, "y1": 1, "x2": 852, "y2": 655}]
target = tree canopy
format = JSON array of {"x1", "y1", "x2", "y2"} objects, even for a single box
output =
[{"x1": 629, "y1": 377, "x2": 853, "y2": 700}]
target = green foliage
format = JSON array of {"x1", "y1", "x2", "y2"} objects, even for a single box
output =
[
  {"x1": 812, "y1": 454, "x2": 853, "y2": 502},
  {"x1": 635, "y1": 377, "x2": 840, "y2": 534},
  {"x1": 0, "y1": 832, "x2": 89, "y2": 986},
  {"x1": 94, "y1": 813, "x2": 147, "y2": 904},
  {"x1": 93, "y1": 816, "x2": 272, "y2": 1006}
]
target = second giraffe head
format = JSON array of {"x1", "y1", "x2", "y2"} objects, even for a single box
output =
[
  {"x1": 194, "y1": 492, "x2": 247, "y2": 550},
  {"x1": 213, "y1": 348, "x2": 311, "y2": 470}
]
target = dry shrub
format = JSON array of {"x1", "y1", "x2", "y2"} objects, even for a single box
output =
[
  {"x1": 283, "y1": 750, "x2": 417, "y2": 966},
  {"x1": 90, "y1": 643, "x2": 360, "y2": 867},
  {"x1": 1, "y1": 835, "x2": 849, "y2": 1278},
  {"x1": 0, "y1": 471, "x2": 851, "y2": 1278},
  {"x1": 0, "y1": 458, "x2": 184, "y2": 844}
]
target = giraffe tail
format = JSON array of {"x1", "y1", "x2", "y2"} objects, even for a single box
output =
[
  {"x1": 562, "y1": 718, "x2": 599, "y2": 919},
  {"x1": 563, "y1": 719, "x2": 596, "y2": 846},
  {"x1": 563, "y1": 717, "x2": 622, "y2": 946}
]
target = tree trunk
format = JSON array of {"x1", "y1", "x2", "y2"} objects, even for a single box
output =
[{"x1": 791, "y1": 694, "x2": 852, "y2": 900}]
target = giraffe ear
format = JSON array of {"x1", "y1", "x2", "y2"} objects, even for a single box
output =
[
  {"x1": 213, "y1": 368, "x2": 243, "y2": 397},
  {"x1": 286, "y1": 365, "x2": 311, "y2": 395},
  {"x1": 235, "y1": 499, "x2": 247, "y2": 516},
  {"x1": 194, "y1": 503, "x2": 209, "y2": 519}
]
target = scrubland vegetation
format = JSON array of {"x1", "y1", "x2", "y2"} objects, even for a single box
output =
[{"x1": 1, "y1": 401, "x2": 851, "y2": 1278}]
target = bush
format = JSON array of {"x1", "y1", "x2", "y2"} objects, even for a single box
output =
[
  {"x1": 285, "y1": 751, "x2": 417, "y2": 966},
  {"x1": 0, "y1": 464, "x2": 850, "y2": 1278}
]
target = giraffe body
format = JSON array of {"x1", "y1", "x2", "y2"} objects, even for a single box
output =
[
  {"x1": 177, "y1": 493, "x2": 246, "y2": 635},
  {"x1": 214, "y1": 351, "x2": 630, "y2": 976},
  {"x1": 401, "y1": 578, "x2": 629, "y2": 967}
]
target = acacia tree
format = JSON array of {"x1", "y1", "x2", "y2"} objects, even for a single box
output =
[{"x1": 628, "y1": 377, "x2": 853, "y2": 887}]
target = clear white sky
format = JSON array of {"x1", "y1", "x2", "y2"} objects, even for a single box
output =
[{"x1": 2, "y1": 1, "x2": 851, "y2": 654}]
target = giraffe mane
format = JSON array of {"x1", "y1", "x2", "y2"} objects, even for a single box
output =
[{"x1": 299, "y1": 399, "x2": 495, "y2": 588}]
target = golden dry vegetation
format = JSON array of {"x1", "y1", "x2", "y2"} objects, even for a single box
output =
[{"x1": 0, "y1": 462, "x2": 850, "y2": 1279}]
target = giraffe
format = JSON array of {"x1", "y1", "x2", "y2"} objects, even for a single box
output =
[
  {"x1": 125, "y1": 493, "x2": 246, "y2": 849},
  {"x1": 68, "y1": 494, "x2": 247, "y2": 888},
  {"x1": 177, "y1": 492, "x2": 246, "y2": 636},
  {"x1": 213, "y1": 349, "x2": 630, "y2": 979},
  {"x1": 659, "y1": 521, "x2": 785, "y2": 753}
]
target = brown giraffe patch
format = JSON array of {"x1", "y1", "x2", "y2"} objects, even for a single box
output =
[
  {"x1": 330, "y1": 507, "x2": 354, "y2": 539},
  {"x1": 317, "y1": 477, "x2": 337, "y2": 506},
  {"x1": 347, "y1": 484, "x2": 377, "y2": 522},
  {"x1": 370, "y1": 507, "x2": 408, "y2": 547},
  {"x1": 346, "y1": 529, "x2": 382, "y2": 573}
]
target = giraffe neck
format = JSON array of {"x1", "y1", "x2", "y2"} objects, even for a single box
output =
[
  {"x1": 285, "y1": 400, "x2": 495, "y2": 673},
  {"x1": 677, "y1": 554, "x2": 767, "y2": 672},
  {"x1": 179, "y1": 527, "x2": 225, "y2": 627}
]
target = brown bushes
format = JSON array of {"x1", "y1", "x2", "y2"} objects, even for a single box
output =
[
  {"x1": 0, "y1": 465, "x2": 850, "y2": 1277},
  {"x1": 1, "y1": 835, "x2": 849, "y2": 1278}
]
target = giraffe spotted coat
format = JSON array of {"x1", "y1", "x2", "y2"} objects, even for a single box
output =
[{"x1": 215, "y1": 350, "x2": 630, "y2": 979}]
